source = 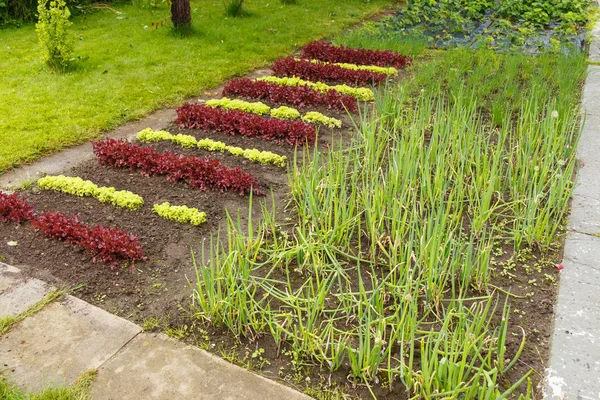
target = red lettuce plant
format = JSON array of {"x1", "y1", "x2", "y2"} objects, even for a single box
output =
[
  {"x1": 222, "y1": 78, "x2": 358, "y2": 112},
  {"x1": 175, "y1": 103, "x2": 316, "y2": 145},
  {"x1": 301, "y1": 41, "x2": 412, "y2": 69},
  {"x1": 32, "y1": 211, "x2": 147, "y2": 265},
  {"x1": 1, "y1": 191, "x2": 146, "y2": 266},
  {"x1": 271, "y1": 57, "x2": 387, "y2": 86},
  {"x1": 0, "y1": 192, "x2": 35, "y2": 223},
  {"x1": 93, "y1": 139, "x2": 261, "y2": 195}
]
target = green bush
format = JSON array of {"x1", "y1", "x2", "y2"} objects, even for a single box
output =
[
  {"x1": 1, "y1": 0, "x2": 90, "y2": 25},
  {"x1": 35, "y1": 0, "x2": 73, "y2": 71}
]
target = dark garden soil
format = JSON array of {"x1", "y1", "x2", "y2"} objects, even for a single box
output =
[
  {"x1": 0, "y1": 113, "x2": 352, "y2": 320},
  {"x1": 0, "y1": 71, "x2": 565, "y2": 399}
]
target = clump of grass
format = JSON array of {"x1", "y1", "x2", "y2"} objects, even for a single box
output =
[
  {"x1": 0, "y1": 370, "x2": 97, "y2": 400},
  {"x1": 0, "y1": 289, "x2": 65, "y2": 335},
  {"x1": 336, "y1": 29, "x2": 427, "y2": 58},
  {"x1": 223, "y1": 0, "x2": 246, "y2": 17}
]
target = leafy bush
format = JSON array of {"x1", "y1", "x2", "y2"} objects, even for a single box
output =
[
  {"x1": 93, "y1": 139, "x2": 261, "y2": 195},
  {"x1": 153, "y1": 202, "x2": 206, "y2": 226},
  {"x1": 137, "y1": 128, "x2": 287, "y2": 167},
  {"x1": 301, "y1": 41, "x2": 412, "y2": 68},
  {"x1": 272, "y1": 57, "x2": 388, "y2": 86},
  {"x1": 258, "y1": 76, "x2": 374, "y2": 101},
  {"x1": 32, "y1": 211, "x2": 146, "y2": 265},
  {"x1": 0, "y1": 191, "x2": 35, "y2": 223},
  {"x1": 37, "y1": 175, "x2": 145, "y2": 210},
  {"x1": 391, "y1": 0, "x2": 590, "y2": 39},
  {"x1": 499, "y1": 0, "x2": 589, "y2": 31},
  {"x1": 35, "y1": 0, "x2": 73, "y2": 71},
  {"x1": 175, "y1": 103, "x2": 317, "y2": 145},
  {"x1": 1, "y1": 0, "x2": 89, "y2": 26},
  {"x1": 223, "y1": 77, "x2": 358, "y2": 111}
]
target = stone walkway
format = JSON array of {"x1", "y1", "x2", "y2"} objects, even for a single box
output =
[
  {"x1": 543, "y1": 22, "x2": 600, "y2": 400},
  {"x1": 0, "y1": 262, "x2": 310, "y2": 399}
]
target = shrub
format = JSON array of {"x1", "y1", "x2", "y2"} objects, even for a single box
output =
[
  {"x1": 301, "y1": 41, "x2": 412, "y2": 68},
  {"x1": 93, "y1": 139, "x2": 261, "y2": 195},
  {"x1": 153, "y1": 202, "x2": 207, "y2": 226},
  {"x1": 0, "y1": 191, "x2": 35, "y2": 223},
  {"x1": 175, "y1": 103, "x2": 317, "y2": 145},
  {"x1": 31, "y1": 211, "x2": 146, "y2": 265},
  {"x1": 271, "y1": 57, "x2": 388, "y2": 86},
  {"x1": 223, "y1": 77, "x2": 358, "y2": 112},
  {"x1": 35, "y1": 0, "x2": 73, "y2": 71},
  {"x1": 37, "y1": 175, "x2": 145, "y2": 210},
  {"x1": 1, "y1": 0, "x2": 90, "y2": 25}
]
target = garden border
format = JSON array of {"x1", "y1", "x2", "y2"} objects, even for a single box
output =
[{"x1": 543, "y1": 21, "x2": 600, "y2": 400}]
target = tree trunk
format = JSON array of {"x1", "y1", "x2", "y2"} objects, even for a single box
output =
[{"x1": 171, "y1": 0, "x2": 191, "y2": 30}]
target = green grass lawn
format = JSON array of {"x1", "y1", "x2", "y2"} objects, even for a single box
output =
[
  {"x1": 0, "y1": 370, "x2": 96, "y2": 400},
  {"x1": 0, "y1": 0, "x2": 394, "y2": 172}
]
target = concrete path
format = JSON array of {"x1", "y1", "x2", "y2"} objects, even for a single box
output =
[
  {"x1": 543, "y1": 23, "x2": 600, "y2": 400},
  {"x1": 0, "y1": 262, "x2": 311, "y2": 399}
]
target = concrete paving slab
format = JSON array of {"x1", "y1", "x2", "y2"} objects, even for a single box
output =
[
  {"x1": 0, "y1": 262, "x2": 22, "y2": 293},
  {"x1": 0, "y1": 278, "x2": 50, "y2": 317},
  {"x1": 545, "y1": 233, "x2": 600, "y2": 399},
  {"x1": 581, "y1": 66, "x2": 600, "y2": 118},
  {"x1": 90, "y1": 333, "x2": 311, "y2": 400},
  {"x1": 576, "y1": 113, "x2": 600, "y2": 168},
  {"x1": 0, "y1": 295, "x2": 141, "y2": 392},
  {"x1": 588, "y1": 23, "x2": 600, "y2": 63},
  {"x1": 567, "y1": 165, "x2": 600, "y2": 234}
]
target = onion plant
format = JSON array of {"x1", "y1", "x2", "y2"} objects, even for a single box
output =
[{"x1": 192, "y1": 47, "x2": 585, "y2": 398}]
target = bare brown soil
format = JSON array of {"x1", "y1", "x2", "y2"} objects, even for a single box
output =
[{"x1": 0, "y1": 70, "x2": 564, "y2": 399}]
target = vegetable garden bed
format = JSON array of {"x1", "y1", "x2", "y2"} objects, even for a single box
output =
[{"x1": 0, "y1": 36, "x2": 588, "y2": 399}]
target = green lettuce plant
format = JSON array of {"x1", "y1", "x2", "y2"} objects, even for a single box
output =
[
  {"x1": 37, "y1": 175, "x2": 144, "y2": 210},
  {"x1": 258, "y1": 76, "x2": 375, "y2": 101},
  {"x1": 270, "y1": 106, "x2": 301, "y2": 120},
  {"x1": 153, "y1": 202, "x2": 206, "y2": 226},
  {"x1": 136, "y1": 128, "x2": 287, "y2": 167},
  {"x1": 301, "y1": 111, "x2": 342, "y2": 128}
]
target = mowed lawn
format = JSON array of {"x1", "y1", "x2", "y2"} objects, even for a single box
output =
[{"x1": 0, "y1": 0, "x2": 393, "y2": 172}]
